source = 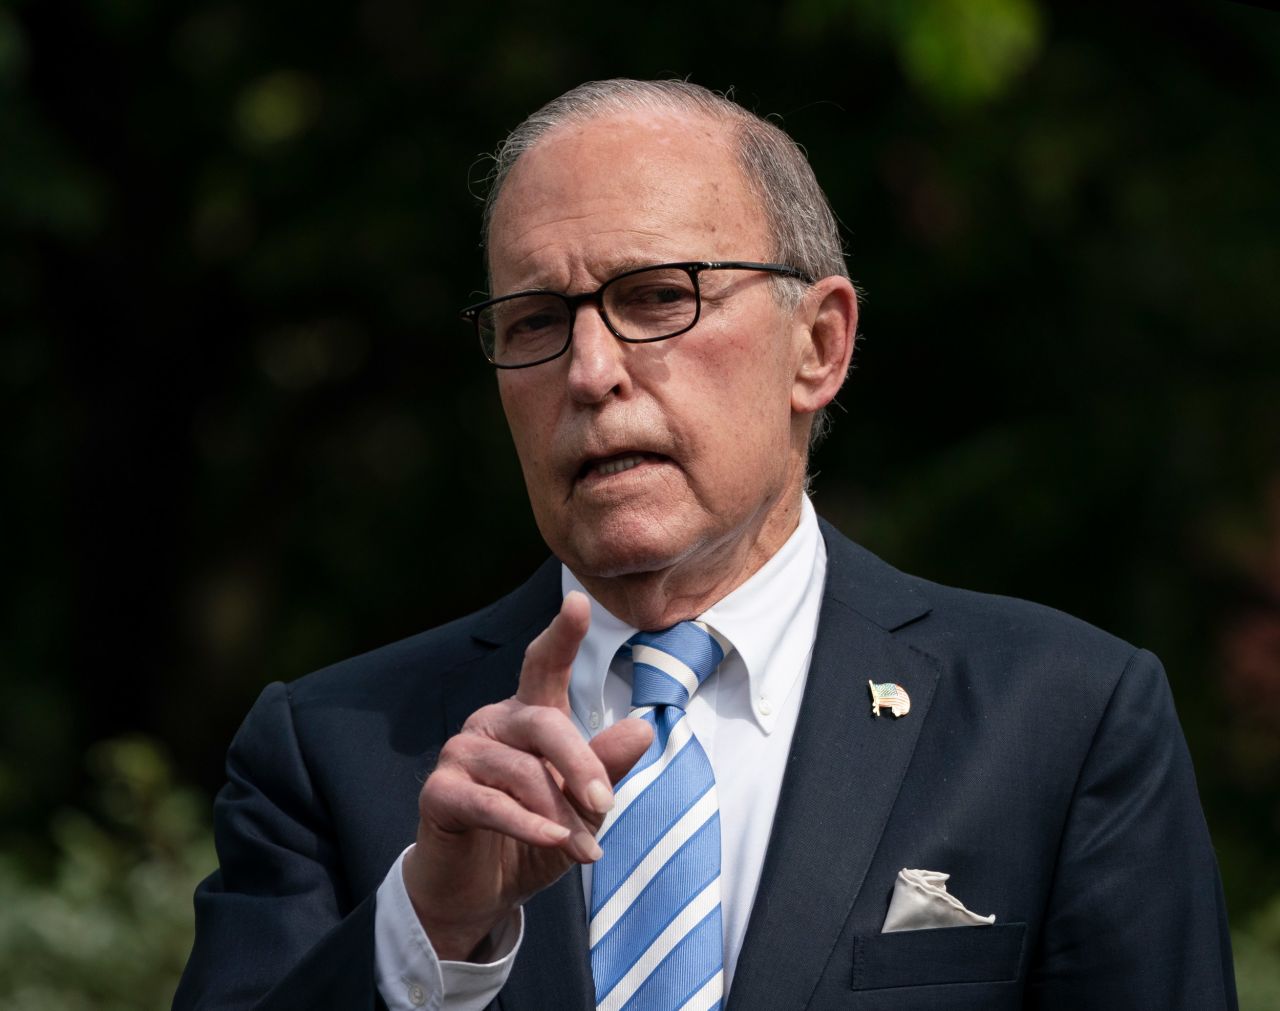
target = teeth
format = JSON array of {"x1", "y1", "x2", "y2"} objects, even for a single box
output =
[{"x1": 596, "y1": 454, "x2": 646, "y2": 476}]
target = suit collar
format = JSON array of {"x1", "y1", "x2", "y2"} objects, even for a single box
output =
[
  {"x1": 441, "y1": 556, "x2": 565, "y2": 751},
  {"x1": 470, "y1": 556, "x2": 563, "y2": 647},
  {"x1": 816, "y1": 516, "x2": 932, "y2": 632}
]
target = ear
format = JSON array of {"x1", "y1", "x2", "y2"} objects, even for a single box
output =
[{"x1": 790, "y1": 276, "x2": 858, "y2": 416}]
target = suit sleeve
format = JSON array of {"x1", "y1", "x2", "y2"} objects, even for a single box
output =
[
  {"x1": 1026, "y1": 649, "x2": 1238, "y2": 1010},
  {"x1": 173, "y1": 681, "x2": 388, "y2": 1011}
]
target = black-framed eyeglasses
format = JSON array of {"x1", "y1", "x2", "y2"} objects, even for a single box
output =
[{"x1": 459, "y1": 260, "x2": 814, "y2": 369}]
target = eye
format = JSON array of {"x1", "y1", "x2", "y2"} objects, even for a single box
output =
[
  {"x1": 483, "y1": 295, "x2": 569, "y2": 359},
  {"x1": 604, "y1": 271, "x2": 696, "y2": 330},
  {"x1": 614, "y1": 273, "x2": 695, "y2": 305},
  {"x1": 626, "y1": 282, "x2": 694, "y2": 306},
  {"x1": 505, "y1": 309, "x2": 561, "y2": 340},
  {"x1": 491, "y1": 296, "x2": 568, "y2": 348}
]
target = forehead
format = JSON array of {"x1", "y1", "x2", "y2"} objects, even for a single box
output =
[{"x1": 487, "y1": 110, "x2": 770, "y2": 291}]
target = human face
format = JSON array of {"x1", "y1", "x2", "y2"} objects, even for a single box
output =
[{"x1": 488, "y1": 112, "x2": 813, "y2": 616}]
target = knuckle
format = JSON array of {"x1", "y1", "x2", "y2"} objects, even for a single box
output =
[
  {"x1": 509, "y1": 749, "x2": 550, "y2": 784},
  {"x1": 469, "y1": 790, "x2": 508, "y2": 825},
  {"x1": 421, "y1": 764, "x2": 455, "y2": 793},
  {"x1": 460, "y1": 701, "x2": 506, "y2": 733},
  {"x1": 436, "y1": 734, "x2": 476, "y2": 766},
  {"x1": 567, "y1": 749, "x2": 600, "y2": 778},
  {"x1": 525, "y1": 705, "x2": 563, "y2": 735},
  {"x1": 418, "y1": 768, "x2": 457, "y2": 818}
]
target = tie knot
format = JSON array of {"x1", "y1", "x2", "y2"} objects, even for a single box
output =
[{"x1": 625, "y1": 620, "x2": 728, "y2": 710}]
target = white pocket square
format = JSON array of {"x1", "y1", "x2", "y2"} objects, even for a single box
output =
[{"x1": 881, "y1": 868, "x2": 996, "y2": 933}]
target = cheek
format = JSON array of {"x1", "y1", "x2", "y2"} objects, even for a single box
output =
[
  {"x1": 699, "y1": 335, "x2": 795, "y2": 436},
  {"x1": 498, "y1": 381, "x2": 554, "y2": 484},
  {"x1": 498, "y1": 373, "x2": 554, "y2": 437},
  {"x1": 684, "y1": 369, "x2": 793, "y2": 493},
  {"x1": 714, "y1": 304, "x2": 794, "y2": 384}
]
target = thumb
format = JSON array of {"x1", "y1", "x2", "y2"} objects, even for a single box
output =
[{"x1": 589, "y1": 718, "x2": 655, "y2": 785}]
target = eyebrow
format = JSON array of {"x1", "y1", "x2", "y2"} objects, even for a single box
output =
[
  {"x1": 505, "y1": 257, "x2": 691, "y2": 297},
  {"x1": 600, "y1": 255, "x2": 671, "y2": 277}
]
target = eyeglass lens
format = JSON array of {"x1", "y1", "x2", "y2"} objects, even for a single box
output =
[{"x1": 479, "y1": 266, "x2": 698, "y2": 367}]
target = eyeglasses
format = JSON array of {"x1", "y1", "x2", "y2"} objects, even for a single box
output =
[{"x1": 460, "y1": 260, "x2": 814, "y2": 369}]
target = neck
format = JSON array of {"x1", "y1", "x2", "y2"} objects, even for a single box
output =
[{"x1": 576, "y1": 491, "x2": 804, "y2": 629}]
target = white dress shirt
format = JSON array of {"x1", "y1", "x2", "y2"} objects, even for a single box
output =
[{"x1": 375, "y1": 496, "x2": 827, "y2": 1010}]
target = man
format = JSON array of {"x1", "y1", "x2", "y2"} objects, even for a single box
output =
[{"x1": 175, "y1": 80, "x2": 1237, "y2": 1010}]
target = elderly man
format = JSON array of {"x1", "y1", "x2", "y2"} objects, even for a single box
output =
[{"x1": 175, "y1": 80, "x2": 1236, "y2": 1011}]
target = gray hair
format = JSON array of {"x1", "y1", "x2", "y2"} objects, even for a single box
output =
[{"x1": 481, "y1": 78, "x2": 850, "y2": 448}]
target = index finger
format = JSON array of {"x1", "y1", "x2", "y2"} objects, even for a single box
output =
[{"x1": 515, "y1": 590, "x2": 590, "y2": 709}]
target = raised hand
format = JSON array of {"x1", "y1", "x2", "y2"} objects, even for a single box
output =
[{"x1": 402, "y1": 591, "x2": 653, "y2": 960}]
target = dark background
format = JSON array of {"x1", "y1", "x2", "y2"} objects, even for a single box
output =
[{"x1": 2, "y1": 0, "x2": 1278, "y2": 1001}]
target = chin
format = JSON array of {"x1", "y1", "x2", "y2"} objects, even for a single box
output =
[
  {"x1": 543, "y1": 514, "x2": 701, "y2": 582},
  {"x1": 559, "y1": 536, "x2": 686, "y2": 580}
]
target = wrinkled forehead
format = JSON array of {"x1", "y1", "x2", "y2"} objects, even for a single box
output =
[
  {"x1": 492, "y1": 108, "x2": 742, "y2": 218},
  {"x1": 486, "y1": 110, "x2": 769, "y2": 286}
]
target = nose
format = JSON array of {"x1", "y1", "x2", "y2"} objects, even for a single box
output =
[{"x1": 565, "y1": 302, "x2": 628, "y2": 404}]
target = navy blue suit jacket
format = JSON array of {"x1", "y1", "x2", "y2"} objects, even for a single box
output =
[{"x1": 175, "y1": 521, "x2": 1237, "y2": 1010}]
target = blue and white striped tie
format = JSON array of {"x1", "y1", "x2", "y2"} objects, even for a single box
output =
[{"x1": 589, "y1": 620, "x2": 730, "y2": 1011}]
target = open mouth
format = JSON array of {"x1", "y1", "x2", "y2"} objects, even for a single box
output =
[{"x1": 578, "y1": 451, "x2": 667, "y2": 481}]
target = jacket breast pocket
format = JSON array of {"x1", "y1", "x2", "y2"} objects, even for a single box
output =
[{"x1": 851, "y1": 923, "x2": 1027, "y2": 990}]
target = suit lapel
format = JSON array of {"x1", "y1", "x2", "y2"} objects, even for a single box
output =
[
  {"x1": 727, "y1": 523, "x2": 939, "y2": 1011},
  {"x1": 442, "y1": 557, "x2": 562, "y2": 733},
  {"x1": 438, "y1": 558, "x2": 596, "y2": 1011}
]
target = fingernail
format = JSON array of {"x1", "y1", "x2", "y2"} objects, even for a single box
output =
[
  {"x1": 544, "y1": 823, "x2": 571, "y2": 842},
  {"x1": 575, "y1": 831, "x2": 603, "y2": 862},
  {"x1": 586, "y1": 779, "x2": 614, "y2": 814}
]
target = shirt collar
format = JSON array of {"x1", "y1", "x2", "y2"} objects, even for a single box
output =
[{"x1": 564, "y1": 496, "x2": 825, "y2": 734}]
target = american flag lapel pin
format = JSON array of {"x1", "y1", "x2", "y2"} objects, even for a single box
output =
[{"x1": 869, "y1": 680, "x2": 911, "y2": 718}]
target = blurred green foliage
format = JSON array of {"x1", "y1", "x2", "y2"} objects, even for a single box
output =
[
  {"x1": 790, "y1": 0, "x2": 1044, "y2": 109},
  {"x1": 0, "y1": 739, "x2": 213, "y2": 1010},
  {"x1": 1235, "y1": 894, "x2": 1280, "y2": 1009},
  {"x1": 1, "y1": 0, "x2": 1278, "y2": 1000}
]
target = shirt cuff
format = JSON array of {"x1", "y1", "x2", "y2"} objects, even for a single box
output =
[{"x1": 374, "y1": 845, "x2": 524, "y2": 1011}]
